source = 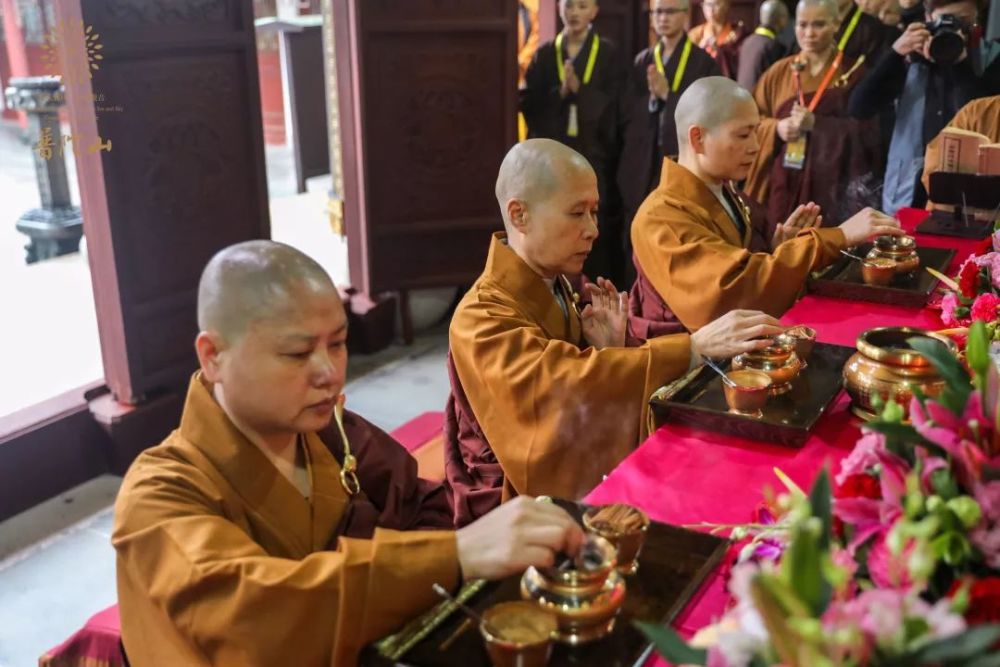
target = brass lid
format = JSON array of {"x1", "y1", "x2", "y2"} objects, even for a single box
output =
[
  {"x1": 874, "y1": 234, "x2": 917, "y2": 254},
  {"x1": 855, "y1": 327, "x2": 957, "y2": 367}
]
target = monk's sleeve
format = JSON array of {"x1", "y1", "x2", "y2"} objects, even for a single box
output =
[
  {"x1": 451, "y1": 294, "x2": 690, "y2": 500},
  {"x1": 746, "y1": 67, "x2": 781, "y2": 203},
  {"x1": 520, "y1": 47, "x2": 562, "y2": 135},
  {"x1": 113, "y1": 460, "x2": 458, "y2": 666},
  {"x1": 633, "y1": 207, "x2": 845, "y2": 330}
]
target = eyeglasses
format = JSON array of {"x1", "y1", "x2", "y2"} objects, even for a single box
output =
[{"x1": 649, "y1": 8, "x2": 688, "y2": 16}]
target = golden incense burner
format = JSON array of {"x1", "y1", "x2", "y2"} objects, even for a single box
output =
[
  {"x1": 842, "y1": 326, "x2": 956, "y2": 420},
  {"x1": 865, "y1": 234, "x2": 920, "y2": 275},
  {"x1": 732, "y1": 335, "x2": 803, "y2": 394}
]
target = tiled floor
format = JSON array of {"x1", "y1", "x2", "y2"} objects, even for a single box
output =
[{"x1": 0, "y1": 328, "x2": 452, "y2": 667}]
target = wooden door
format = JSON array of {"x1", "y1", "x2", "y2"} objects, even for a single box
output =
[
  {"x1": 332, "y1": 0, "x2": 518, "y2": 294},
  {"x1": 62, "y1": 0, "x2": 270, "y2": 403}
]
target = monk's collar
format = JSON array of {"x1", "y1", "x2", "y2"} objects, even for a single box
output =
[
  {"x1": 660, "y1": 159, "x2": 726, "y2": 209},
  {"x1": 485, "y1": 232, "x2": 566, "y2": 307}
]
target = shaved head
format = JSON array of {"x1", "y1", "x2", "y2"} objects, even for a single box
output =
[
  {"x1": 797, "y1": 0, "x2": 839, "y2": 19},
  {"x1": 760, "y1": 0, "x2": 789, "y2": 25},
  {"x1": 495, "y1": 138, "x2": 594, "y2": 229},
  {"x1": 197, "y1": 240, "x2": 338, "y2": 342},
  {"x1": 675, "y1": 76, "x2": 756, "y2": 151}
]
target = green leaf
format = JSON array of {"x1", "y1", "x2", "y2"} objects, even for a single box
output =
[
  {"x1": 968, "y1": 321, "x2": 990, "y2": 388},
  {"x1": 809, "y1": 469, "x2": 832, "y2": 550},
  {"x1": 908, "y1": 336, "x2": 972, "y2": 410},
  {"x1": 967, "y1": 653, "x2": 1000, "y2": 667},
  {"x1": 906, "y1": 624, "x2": 1000, "y2": 662},
  {"x1": 783, "y1": 519, "x2": 831, "y2": 616},
  {"x1": 881, "y1": 398, "x2": 906, "y2": 423},
  {"x1": 930, "y1": 531, "x2": 972, "y2": 566},
  {"x1": 634, "y1": 621, "x2": 707, "y2": 665},
  {"x1": 750, "y1": 575, "x2": 802, "y2": 666},
  {"x1": 930, "y1": 468, "x2": 960, "y2": 500}
]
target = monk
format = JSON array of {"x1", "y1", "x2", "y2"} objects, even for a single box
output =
[
  {"x1": 618, "y1": 0, "x2": 720, "y2": 253},
  {"x1": 630, "y1": 77, "x2": 903, "y2": 337},
  {"x1": 745, "y1": 0, "x2": 885, "y2": 228},
  {"x1": 775, "y1": 0, "x2": 899, "y2": 62},
  {"x1": 922, "y1": 95, "x2": 1000, "y2": 204},
  {"x1": 737, "y1": 0, "x2": 791, "y2": 92},
  {"x1": 113, "y1": 241, "x2": 586, "y2": 666},
  {"x1": 521, "y1": 0, "x2": 627, "y2": 284},
  {"x1": 445, "y1": 138, "x2": 786, "y2": 526},
  {"x1": 688, "y1": 0, "x2": 747, "y2": 79}
]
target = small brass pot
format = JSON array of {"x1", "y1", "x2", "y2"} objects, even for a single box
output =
[
  {"x1": 732, "y1": 352, "x2": 803, "y2": 394},
  {"x1": 861, "y1": 258, "x2": 897, "y2": 286},
  {"x1": 843, "y1": 327, "x2": 957, "y2": 420},
  {"x1": 778, "y1": 326, "x2": 817, "y2": 361},
  {"x1": 866, "y1": 235, "x2": 920, "y2": 275},
  {"x1": 520, "y1": 535, "x2": 626, "y2": 645}
]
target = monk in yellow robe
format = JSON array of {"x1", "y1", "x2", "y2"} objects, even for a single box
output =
[
  {"x1": 922, "y1": 95, "x2": 1000, "y2": 203},
  {"x1": 744, "y1": 0, "x2": 884, "y2": 228},
  {"x1": 113, "y1": 241, "x2": 585, "y2": 666},
  {"x1": 688, "y1": 0, "x2": 746, "y2": 78},
  {"x1": 445, "y1": 138, "x2": 785, "y2": 526},
  {"x1": 631, "y1": 76, "x2": 902, "y2": 336}
]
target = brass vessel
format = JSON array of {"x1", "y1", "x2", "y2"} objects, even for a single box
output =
[
  {"x1": 843, "y1": 327, "x2": 957, "y2": 420},
  {"x1": 732, "y1": 337, "x2": 803, "y2": 394},
  {"x1": 520, "y1": 535, "x2": 626, "y2": 644},
  {"x1": 865, "y1": 235, "x2": 920, "y2": 274}
]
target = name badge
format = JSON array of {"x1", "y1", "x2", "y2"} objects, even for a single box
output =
[
  {"x1": 783, "y1": 136, "x2": 807, "y2": 170},
  {"x1": 567, "y1": 103, "x2": 579, "y2": 138}
]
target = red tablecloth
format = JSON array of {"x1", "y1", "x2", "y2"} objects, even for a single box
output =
[{"x1": 584, "y1": 209, "x2": 981, "y2": 663}]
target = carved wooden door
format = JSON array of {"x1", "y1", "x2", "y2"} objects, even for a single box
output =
[
  {"x1": 67, "y1": 0, "x2": 270, "y2": 403},
  {"x1": 332, "y1": 0, "x2": 518, "y2": 294}
]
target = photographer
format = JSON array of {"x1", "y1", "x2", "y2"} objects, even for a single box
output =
[{"x1": 848, "y1": 0, "x2": 997, "y2": 213}]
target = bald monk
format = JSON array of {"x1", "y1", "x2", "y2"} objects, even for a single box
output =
[
  {"x1": 737, "y1": 0, "x2": 791, "y2": 92},
  {"x1": 630, "y1": 77, "x2": 902, "y2": 337},
  {"x1": 618, "y1": 0, "x2": 720, "y2": 242},
  {"x1": 688, "y1": 0, "x2": 747, "y2": 78},
  {"x1": 745, "y1": 0, "x2": 885, "y2": 228},
  {"x1": 445, "y1": 138, "x2": 785, "y2": 526},
  {"x1": 775, "y1": 0, "x2": 899, "y2": 63},
  {"x1": 113, "y1": 241, "x2": 586, "y2": 666},
  {"x1": 922, "y1": 95, "x2": 1000, "y2": 204}
]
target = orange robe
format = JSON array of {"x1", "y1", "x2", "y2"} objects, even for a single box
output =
[
  {"x1": 113, "y1": 375, "x2": 458, "y2": 666},
  {"x1": 688, "y1": 21, "x2": 745, "y2": 78},
  {"x1": 922, "y1": 95, "x2": 1000, "y2": 200},
  {"x1": 745, "y1": 53, "x2": 882, "y2": 227},
  {"x1": 631, "y1": 159, "x2": 846, "y2": 334},
  {"x1": 444, "y1": 233, "x2": 692, "y2": 526}
]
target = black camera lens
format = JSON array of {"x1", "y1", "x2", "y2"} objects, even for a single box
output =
[{"x1": 926, "y1": 14, "x2": 967, "y2": 65}]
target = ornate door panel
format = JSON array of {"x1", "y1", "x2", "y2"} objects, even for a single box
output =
[
  {"x1": 67, "y1": 0, "x2": 270, "y2": 402},
  {"x1": 333, "y1": 0, "x2": 517, "y2": 294}
]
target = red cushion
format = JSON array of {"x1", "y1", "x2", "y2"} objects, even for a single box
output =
[
  {"x1": 39, "y1": 604, "x2": 124, "y2": 667},
  {"x1": 388, "y1": 411, "x2": 444, "y2": 453}
]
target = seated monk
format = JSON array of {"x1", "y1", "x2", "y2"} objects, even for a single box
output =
[
  {"x1": 744, "y1": 0, "x2": 885, "y2": 228},
  {"x1": 922, "y1": 95, "x2": 1000, "y2": 207},
  {"x1": 113, "y1": 241, "x2": 586, "y2": 666},
  {"x1": 688, "y1": 0, "x2": 746, "y2": 78},
  {"x1": 631, "y1": 76, "x2": 902, "y2": 337},
  {"x1": 445, "y1": 138, "x2": 784, "y2": 526}
]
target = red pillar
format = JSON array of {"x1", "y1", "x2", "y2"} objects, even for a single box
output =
[{"x1": 1, "y1": 0, "x2": 30, "y2": 128}]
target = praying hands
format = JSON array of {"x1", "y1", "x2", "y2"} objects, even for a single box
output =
[{"x1": 581, "y1": 276, "x2": 628, "y2": 349}]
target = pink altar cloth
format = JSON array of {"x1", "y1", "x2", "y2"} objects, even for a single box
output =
[{"x1": 585, "y1": 209, "x2": 980, "y2": 663}]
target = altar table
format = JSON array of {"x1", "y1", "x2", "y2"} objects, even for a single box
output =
[{"x1": 584, "y1": 209, "x2": 981, "y2": 663}]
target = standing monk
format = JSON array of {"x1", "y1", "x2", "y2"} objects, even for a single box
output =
[
  {"x1": 737, "y1": 0, "x2": 791, "y2": 93},
  {"x1": 688, "y1": 0, "x2": 747, "y2": 78},
  {"x1": 630, "y1": 78, "x2": 902, "y2": 337},
  {"x1": 445, "y1": 139, "x2": 786, "y2": 526},
  {"x1": 775, "y1": 0, "x2": 899, "y2": 63},
  {"x1": 618, "y1": 0, "x2": 720, "y2": 263},
  {"x1": 113, "y1": 241, "x2": 586, "y2": 666},
  {"x1": 744, "y1": 0, "x2": 884, "y2": 228},
  {"x1": 521, "y1": 0, "x2": 627, "y2": 284}
]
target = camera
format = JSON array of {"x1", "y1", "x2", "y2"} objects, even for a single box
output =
[{"x1": 924, "y1": 14, "x2": 967, "y2": 65}]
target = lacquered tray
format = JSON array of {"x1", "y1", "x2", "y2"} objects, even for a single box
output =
[
  {"x1": 362, "y1": 500, "x2": 727, "y2": 667},
  {"x1": 915, "y1": 211, "x2": 993, "y2": 239},
  {"x1": 807, "y1": 245, "x2": 956, "y2": 308},
  {"x1": 649, "y1": 342, "x2": 855, "y2": 447}
]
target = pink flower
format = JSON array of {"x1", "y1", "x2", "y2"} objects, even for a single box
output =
[
  {"x1": 971, "y1": 481, "x2": 1000, "y2": 568},
  {"x1": 941, "y1": 291, "x2": 970, "y2": 328},
  {"x1": 971, "y1": 292, "x2": 1000, "y2": 322},
  {"x1": 867, "y1": 530, "x2": 915, "y2": 589},
  {"x1": 836, "y1": 430, "x2": 887, "y2": 486},
  {"x1": 910, "y1": 393, "x2": 989, "y2": 488},
  {"x1": 992, "y1": 229, "x2": 1000, "y2": 253},
  {"x1": 973, "y1": 252, "x2": 1000, "y2": 291}
]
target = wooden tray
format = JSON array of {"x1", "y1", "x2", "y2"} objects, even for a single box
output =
[
  {"x1": 649, "y1": 342, "x2": 855, "y2": 447},
  {"x1": 916, "y1": 210, "x2": 993, "y2": 239},
  {"x1": 362, "y1": 501, "x2": 727, "y2": 667},
  {"x1": 807, "y1": 245, "x2": 956, "y2": 308}
]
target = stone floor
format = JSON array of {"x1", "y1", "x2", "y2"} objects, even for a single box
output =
[{"x1": 0, "y1": 327, "x2": 452, "y2": 667}]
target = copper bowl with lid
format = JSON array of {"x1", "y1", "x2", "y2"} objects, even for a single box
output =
[
  {"x1": 843, "y1": 326, "x2": 957, "y2": 420},
  {"x1": 732, "y1": 350, "x2": 803, "y2": 394},
  {"x1": 738, "y1": 336, "x2": 796, "y2": 366},
  {"x1": 867, "y1": 235, "x2": 920, "y2": 274}
]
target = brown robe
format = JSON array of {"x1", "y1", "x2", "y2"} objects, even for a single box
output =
[
  {"x1": 617, "y1": 37, "x2": 720, "y2": 231},
  {"x1": 630, "y1": 159, "x2": 846, "y2": 336},
  {"x1": 114, "y1": 374, "x2": 457, "y2": 666},
  {"x1": 688, "y1": 21, "x2": 747, "y2": 79},
  {"x1": 922, "y1": 95, "x2": 1000, "y2": 199},
  {"x1": 745, "y1": 52, "x2": 883, "y2": 227},
  {"x1": 737, "y1": 29, "x2": 784, "y2": 93},
  {"x1": 444, "y1": 233, "x2": 692, "y2": 527}
]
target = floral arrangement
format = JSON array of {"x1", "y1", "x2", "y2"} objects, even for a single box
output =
[
  {"x1": 639, "y1": 322, "x2": 1000, "y2": 666},
  {"x1": 937, "y1": 228, "x2": 1000, "y2": 332}
]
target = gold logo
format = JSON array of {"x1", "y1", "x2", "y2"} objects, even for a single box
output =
[{"x1": 39, "y1": 20, "x2": 104, "y2": 82}]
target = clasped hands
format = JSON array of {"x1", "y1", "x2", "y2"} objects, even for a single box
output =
[
  {"x1": 777, "y1": 102, "x2": 815, "y2": 142},
  {"x1": 646, "y1": 64, "x2": 670, "y2": 102},
  {"x1": 560, "y1": 59, "x2": 581, "y2": 97}
]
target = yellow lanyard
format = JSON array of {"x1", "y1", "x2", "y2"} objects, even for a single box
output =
[
  {"x1": 654, "y1": 38, "x2": 693, "y2": 93},
  {"x1": 754, "y1": 26, "x2": 776, "y2": 39},
  {"x1": 838, "y1": 7, "x2": 862, "y2": 52},
  {"x1": 556, "y1": 32, "x2": 600, "y2": 85}
]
